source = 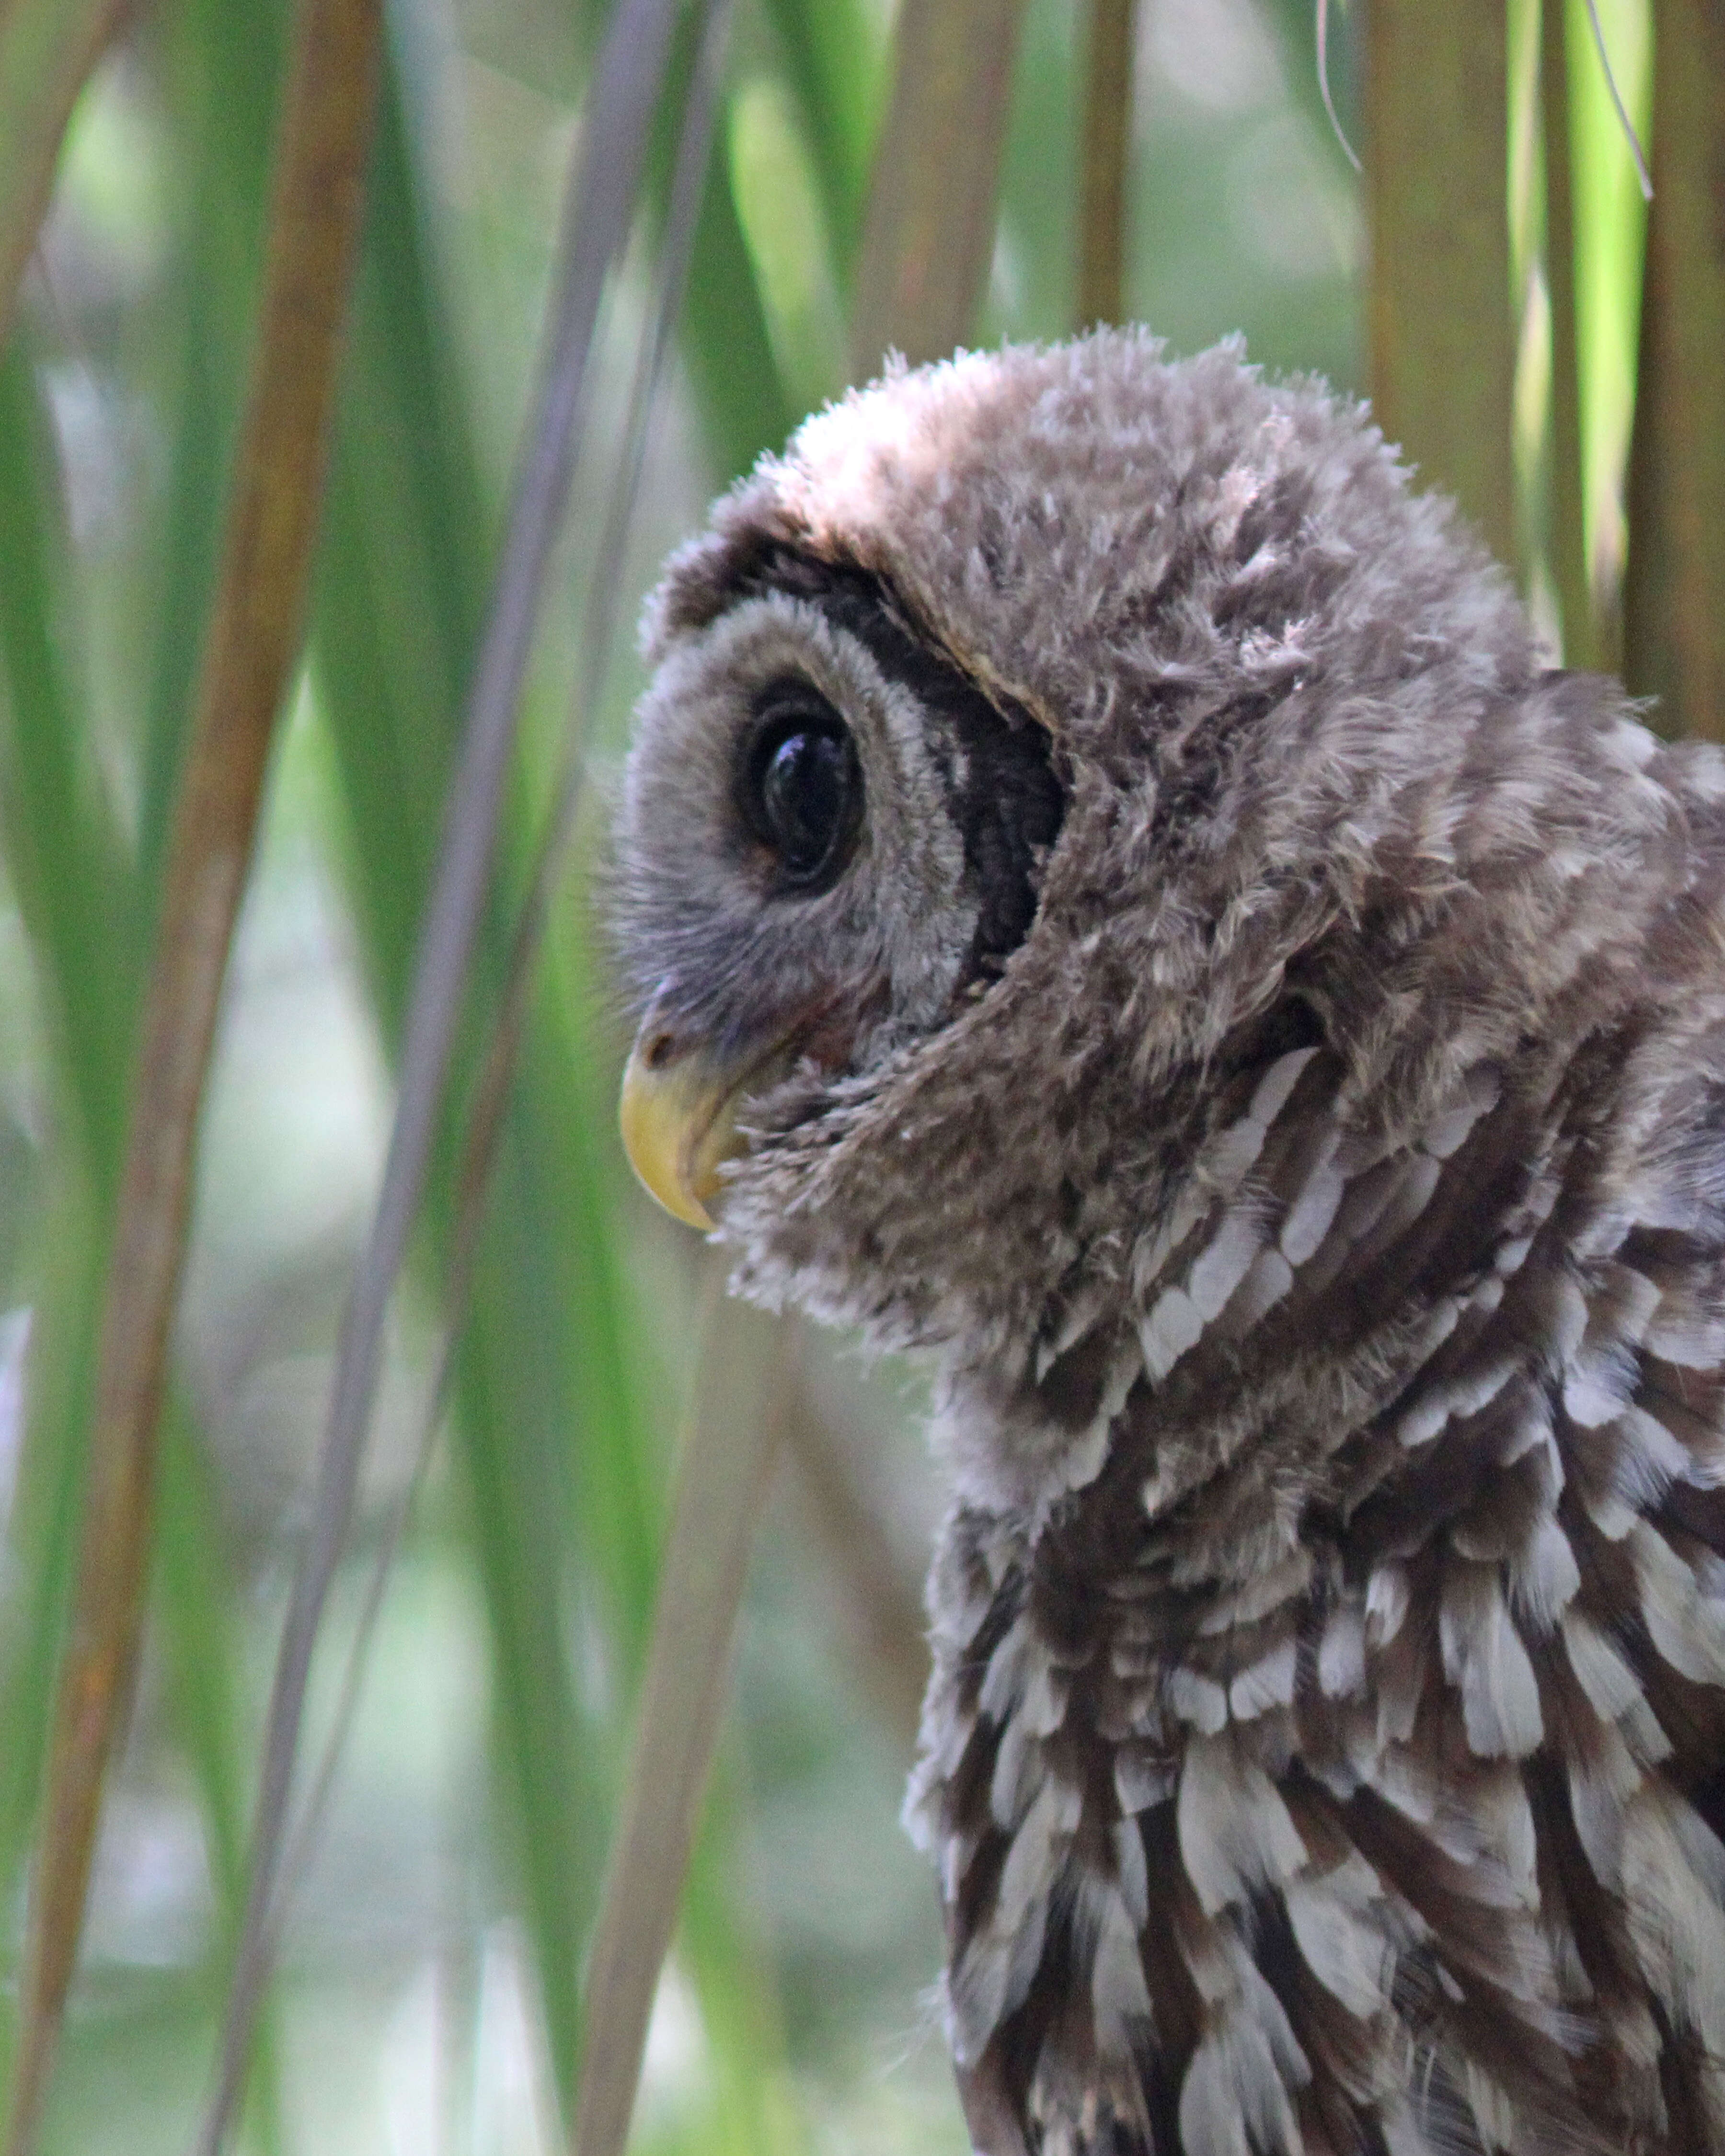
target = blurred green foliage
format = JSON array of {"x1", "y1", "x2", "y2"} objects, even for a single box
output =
[{"x1": 0, "y1": 0, "x2": 1666, "y2": 2148}]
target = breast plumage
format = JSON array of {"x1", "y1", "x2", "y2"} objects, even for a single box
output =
[{"x1": 611, "y1": 329, "x2": 1725, "y2": 2156}]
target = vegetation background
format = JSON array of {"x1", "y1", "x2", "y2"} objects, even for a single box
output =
[{"x1": 0, "y1": 0, "x2": 1713, "y2": 2151}]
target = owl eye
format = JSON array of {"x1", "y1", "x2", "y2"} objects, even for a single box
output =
[{"x1": 739, "y1": 682, "x2": 864, "y2": 890}]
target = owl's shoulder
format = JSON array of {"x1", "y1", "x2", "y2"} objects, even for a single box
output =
[{"x1": 918, "y1": 1013, "x2": 1725, "y2": 2153}]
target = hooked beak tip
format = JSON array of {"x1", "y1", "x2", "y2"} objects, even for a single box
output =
[{"x1": 618, "y1": 1033, "x2": 741, "y2": 1231}]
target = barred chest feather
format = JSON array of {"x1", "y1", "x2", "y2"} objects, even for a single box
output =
[{"x1": 906, "y1": 1031, "x2": 1725, "y2": 2156}]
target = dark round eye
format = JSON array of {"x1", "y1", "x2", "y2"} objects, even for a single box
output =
[{"x1": 739, "y1": 684, "x2": 863, "y2": 890}]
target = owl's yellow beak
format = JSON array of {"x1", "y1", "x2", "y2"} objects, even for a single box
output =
[{"x1": 618, "y1": 1033, "x2": 746, "y2": 1231}]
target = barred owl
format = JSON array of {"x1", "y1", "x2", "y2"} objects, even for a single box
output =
[{"x1": 611, "y1": 332, "x2": 1725, "y2": 2156}]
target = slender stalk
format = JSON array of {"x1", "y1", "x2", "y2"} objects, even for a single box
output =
[
  {"x1": 849, "y1": 0, "x2": 1030, "y2": 377},
  {"x1": 1623, "y1": 0, "x2": 1724, "y2": 741},
  {"x1": 0, "y1": 0, "x2": 126, "y2": 344},
  {"x1": 572, "y1": 1281, "x2": 794, "y2": 2156},
  {"x1": 1316, "y1": 0, "x2": 1362, "y2": 171},
  {"x1": 195, "y1": 0, "x2": 690, "y2": 2145},
  {"x1": 266, "y1": 0, "x2": 733, "y2": 1974},
  {"x1": 0, "y1": 339, "x2": 130, "y2": 1183},
  {"x1": 1580, "y1": 0, "x2": 1652, "y2": 197},
  {"x1": 1, "y1": 0, "x2": 383, "y2": 2140},
  {"x1": 1077, "y1": 0, "x2": 1135, "y2": 329},
  {"x1": 1364, "y1": 0, "x2": 1516, "y2": 567},
  {"x1": 1542, "y1": 0, "x2": 1595, "y2": 665}
]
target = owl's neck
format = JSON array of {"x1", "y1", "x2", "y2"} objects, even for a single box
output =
[
  {"x1": 932, "y1": 1351, "x2": 1365, "y2": 1718},
  {"x1": 931, "y1": 1264, "x2": 1453, "y2": 1628}
]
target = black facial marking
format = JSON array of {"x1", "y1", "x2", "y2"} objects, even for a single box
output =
[{"x1": 733, "y1": 545, "x2": 1068, "y2": 986}]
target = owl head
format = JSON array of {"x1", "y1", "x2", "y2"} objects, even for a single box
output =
[{"x1": 613, "y1": 330, "x2": 1635, "y2": 1445}]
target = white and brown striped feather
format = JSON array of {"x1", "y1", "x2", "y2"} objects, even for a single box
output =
[{"x1": 913, "y1": 1029, "x2": 1725, "y2": 2155}]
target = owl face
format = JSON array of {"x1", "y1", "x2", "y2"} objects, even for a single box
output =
[
  {"x1": 615, "y1": 554, "x2": 1064, "y2": 1231},
  {"x1": 612, "y1": 332, "x2": 1542, "y2": 1380}
]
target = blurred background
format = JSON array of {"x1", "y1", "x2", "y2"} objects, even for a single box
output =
[{"x1": 0, "y1": 0, "x2": 1691, "y2": 2149}]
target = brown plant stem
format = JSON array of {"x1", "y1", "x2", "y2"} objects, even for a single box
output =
[
  {"x1": 195, "y1": 0, "x2": 690, "y2": 2139},
  {"x1": 572, "y1": 1285, "x2": 794, "y2": 2156},
  {"x1": 1623, "y1": 0, "x2": 1725, "y2": 742},
  {"x1": 849, "y1": 0, "x2": 1030, "y2": 378},
  {"x1": 0, "y1": 0, "x2": 127, "y2": 346},
  {"x1": 1, "y1": 0, "x2": 382, "y2": 2142},
  {"x1": 1077, "y1": 0, "x2": 1135, "y2": 329},
  {"x1": 253, "y1": 0, "x2": 735, "y2": 2057},
  {"x1": 1364, "y1": 0, "x2": 1517, "y2": 568},
  {"x1": 1541, "y1": 0, "x2": 1598, "y2": 667}
]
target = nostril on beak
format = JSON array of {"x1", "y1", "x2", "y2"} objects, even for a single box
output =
[{"x1": 644, "y1": 1030, "x2": 676, "y2": 1073}]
